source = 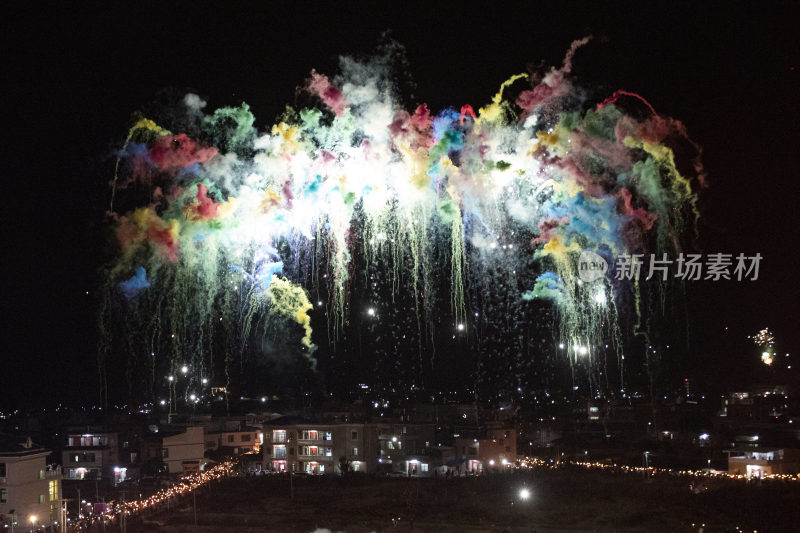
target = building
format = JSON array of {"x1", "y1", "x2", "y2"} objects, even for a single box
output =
[
  {"x1": 727, "y1": 448, "x2": 800, "y2": 477},
  {"x1": 144, "y1": 426, "x2": 206, "y2": 475},
  {"x1": 375, "y1": 422, "x2": 436, "y2": 475},
  {"x1": 262, "y1": 417, "x2": 378, "y2": 474},
  {"x1": 479, "y1": 427, "x2": 517, "y2": 470},
  {"x1": 61, "y1": 429, "x2": 121, "y2": 483},
  {"x1": 205, "y1": 424, "x2": 261, "y2": 455},
  {"x1": 452, "y1": 437, "x2": 482, "y2": 474},
  {"x1": 0, "y1": 435, "x2": 62, "y2": 530},
  {"x1": 454, "y1": 426, "x2": 517, "y2": 473},
  {"x1": 718, "y1": 387, "x2": 791, "y2": 423}
]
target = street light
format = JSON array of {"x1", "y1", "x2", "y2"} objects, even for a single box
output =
[
  {"x1": 519, "y1": 488, "x2": 531, "y2": 500},
  {"x1": 28, "y1": 515, "x2": 36, "y2": 533}
]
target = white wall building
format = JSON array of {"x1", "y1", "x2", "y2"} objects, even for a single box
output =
[
  {"x1": 62, "y1": 430, "x2": 120, "y2": 482},
  {"x1": 145, "y1": 426, "x2": 206, "y2": 475},
  {"x1": 0, "y1": 436, "x2": 62, "y2": 530}
]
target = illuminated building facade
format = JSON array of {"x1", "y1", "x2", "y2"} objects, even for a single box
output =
[
  {"x1": 144, "y1": 426, "x2": 206, "y2": 475},
  {"x1": 61, "y1": 429, "x2": 120, "y2": 482},
  {"x1": 262, "y1": 417, "x2": 379, "y2": 474},
  {"x1": 0, "y1": 436, "x2": 61, "y2": 530}
]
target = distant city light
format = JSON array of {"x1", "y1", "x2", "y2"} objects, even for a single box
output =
[
  {"x1": 519, "y1": 488, "x2": 530, "y2": 500},
  {"x1": 167, "y1": 375, "x2": 174, "y2": 382},
  {"x1": 181, "y1": 365, "x2": 188, "y2": 374},
  {"x1": 457, "y1": 323, "x2": 465, "y2": 331},
  {"x1": 367, "y1": 307, "x2": 375, "y2": 316}
]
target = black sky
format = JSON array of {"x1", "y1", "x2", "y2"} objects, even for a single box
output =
[{"x1": 2, "y1": 1, "x2": 799, "y2": 406}]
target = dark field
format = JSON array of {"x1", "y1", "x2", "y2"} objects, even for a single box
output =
[{"x1": 121, "y1": 468, "x2": 800, "y2": 532}]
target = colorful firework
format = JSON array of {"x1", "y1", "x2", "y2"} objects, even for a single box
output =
[{"x1": 100, "y1": 39, "x2": 703, "y2": 401}]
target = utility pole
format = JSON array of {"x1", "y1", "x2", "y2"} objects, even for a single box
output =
[
  {"x1": 192, "y1": 489, "x2": 198, "y2": 532},
  {"x1": 120, "y1": 491, "x2": 126, "y2": 533},
  {"x1": 59, "y1": 498, "x2": 67, "y2": 533}
]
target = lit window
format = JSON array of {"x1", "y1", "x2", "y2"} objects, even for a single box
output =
[
  {"x1": 0, "y1": 488, "x2": 6, "y2": 503},
  {"x1": 421, "y1": 463, "x2": 429, "y2": 472},
  {"x1": 352, "y1": 447, "x2": 359, "y2": 457}
]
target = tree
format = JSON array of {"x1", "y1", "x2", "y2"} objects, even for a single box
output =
[{"x1": 338, "y1": 455, "x2": 351, "y2": 475}]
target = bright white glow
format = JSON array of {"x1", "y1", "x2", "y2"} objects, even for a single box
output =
[
  {"x1": 159, "y1": 399, "x2": 166, "y2": 405},
  {"x1": 261, "y1": 397, "x2": 266, "y2": 402},
  {"x1": 167, "y1": 375, "x2": 174, "y2": 382},
  {"x1": 367, "y1": 308, "x2": 375, "y2": 316},
  {"x1": 575, "y1": 345, "x2": 589, "y2": 356},
  {"x1": 489, "y1": 459, "x2": 495, "y2": 466},
  {"x1": 558, "y1": 343, "x2": 565, "y2": 349},
  {"x1": 181, "y1": 365, "x2": 188, "y2": 374},
  {"x1": 593, "y1": 290, "x2": 607, "y2": 305},
  {"x1": 202, "y1": 378, "x2": 208, "y2": 384},
  {"x1": 699, "y1": 433, "x2": 709, "y2": 440},
  {"x1": 457, "y1": 323, "x2": 465, "y2": 331},
  {"x1": 189, "y1": 394, "x2": 196, "y2": 401},
  {"x1": 519, "y1": 488, "x2": 530, "y2": 500}
]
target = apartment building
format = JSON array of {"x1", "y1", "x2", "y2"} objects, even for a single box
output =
[
  {"x1": 0, "y1": 435, "x2": 61, "y2": 530},
  {"x1": 61, "y1": 428, "x2": 120, "y2": 482},
  {"x1": 453, "y1": 426, "x2": 517, "y2": 473},
  {"x1": 262, "y1": 417, "x2": 378, "y2": 474},
  {"x1": 205, "y1": 424, "x2": 261, "y2": 455},
  {"x1": 375, "y1": 422, "x2": 436, "y2": 475},
  {"x1": 144, "y1": 426, "x2": 206, "y2": 475}
]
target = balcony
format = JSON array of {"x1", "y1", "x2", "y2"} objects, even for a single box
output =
[{"x1": 298, "y1": 453, "x2": 332, "y2": 460}]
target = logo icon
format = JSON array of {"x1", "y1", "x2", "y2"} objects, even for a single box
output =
[{"x1": 577, "y1": 250, "x2": 608, "y2": 283}]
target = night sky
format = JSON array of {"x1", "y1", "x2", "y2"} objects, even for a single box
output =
[{"x1": 3, "y1": 2, "x2": 798, "y2": 407}]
